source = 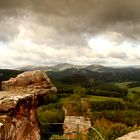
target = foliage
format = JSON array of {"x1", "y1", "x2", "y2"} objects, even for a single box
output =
[
  {"x1": 74, "y1": 86, "x2": 86, "y2": 97},
  {"x1": 63, "y1": 93, "x2": 91, "y2": 117},
  {"x1": 48, "y1": 67, "x2": 140, "y2": 83},
  {"x1": 87, "y1": 95, "x2": 123, "y2": 102},
  {"x1": 60, "y1": 74, "x2": 90, "y2": 86},
  {"x1": 43, "y1": 93, "x2": 58, "y2": 104},
  {"x1": 90, "y1": 110, "x2": 140, "y2": 126},
  {"x1": 1, "y1": 69, "x2": 140, "y2": 139},
  {"x1": 82, "y1": 98, "x2": 90, "y2": 118},
  {"x1": 128, "y1": 86, "x2": 140, "y2": 98},
  {"x1": 127, "y1": 82, "x2": 140, "y2": 88},
  {"x1": 37, "y1": 106, "x2": 64, "y2": 139},
  {"x1": 37, "y1": 93, "x2": 58, "y2": 107},
  {"x1": 89, "y1": 118, "x2": 140, "y2": 140},
  {"x1": 64, "y1": 93, "x2": 82, "y2": 116},
  {"x1": 90, "y1": 100, "x2": 124, "y2": 111},
  {"x1": 86, "y1": 86, "x2": 128, "y2": 98}
]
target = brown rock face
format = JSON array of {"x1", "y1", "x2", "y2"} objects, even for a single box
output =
[
  {"x1": 1, "y1": 70, "x2": 53, "y2": 93},
  {"x1": 0, "y1": 70, "x2": 57, "y2": 140}
]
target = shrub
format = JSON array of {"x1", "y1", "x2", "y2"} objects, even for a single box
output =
[
  {"x1": 86, "y1": 89, "x2": 127, "y2": 98},
  {"x1": 90, "y1": 100, "x2": 124, "y2": 111},
  {"x1": 37, "y1": 108, "x2": 64, "y2": 139},
  {"x1": 108, "y1": 123, "x2": 128, "y2": 140},
  {"x1": 89, "y1": 118, "x2": 129, "y2": 140},
  {"x1": 90, "y1": 110, "x2": 140, "y2": 126},
  {"x1": 64, "y1": 94, "x2": 82, "y2": 116}
]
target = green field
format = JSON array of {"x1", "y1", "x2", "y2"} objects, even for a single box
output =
[
  {"x1": 128, "y1": 86, "x2": 140, "y2": 93},
  {"x1": 113, "y1": 82, "x2": 140, "y2": 99},
  {"x1": 127, "y1": 92, "x2": 135, "y2": 99},
  {"x1": 86, "y1": 95, "x2": 123, "y2": 102},
  {"x1": 113, "y1": 82, "x2": 132, "y2": 88},
  {"x1": 57, "y1": 97, "x2": 70, "y2": 104},
  {"x1": 58, "y1": 95, "x2": 123, "y2": 104},
  {"x1": 127, "y1": 86, "x2": 140, "y2": 99}
]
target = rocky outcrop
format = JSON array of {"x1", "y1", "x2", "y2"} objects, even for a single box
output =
[
  {"x1": 63, "y1": 116, "x2": 91, "y2": 139},
  {"x1": 0, "y1": 70, "x2": 57, "y2": 140},
  {"x1": 116, "y1": 130, "x2": 140, "y2": 140}
]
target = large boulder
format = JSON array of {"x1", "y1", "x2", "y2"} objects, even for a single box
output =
[
  {"x1": 0, "y1": 70, "x2": 57, "y2": 140},
  {"x1": 1, "y1": 70, "x2": 54, "y2": 93}
]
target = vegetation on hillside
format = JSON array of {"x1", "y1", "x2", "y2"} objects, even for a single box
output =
[{"x1": 1, "y1": 69, "x2": 140, "y2": 139}]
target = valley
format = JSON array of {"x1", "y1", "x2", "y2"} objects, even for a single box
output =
[{"x1": 0, "y1": 64, "x2": 140, "y2": 139}]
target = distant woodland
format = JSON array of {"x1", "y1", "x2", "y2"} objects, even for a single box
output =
[{"x1": 0, "y1": 69, "x2": 140, "y2": 139}]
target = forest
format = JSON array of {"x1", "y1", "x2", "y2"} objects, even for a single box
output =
[{"x1": 0, "y1": 69, "x2": 140, "y2": 139}]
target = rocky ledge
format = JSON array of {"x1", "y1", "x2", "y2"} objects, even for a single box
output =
[
  {"x1": 0, "y1": 70, "x2": 57, "y2": 140},
  {"x1": 116, "y1": 130, "x2": 140, "y2": 140}
]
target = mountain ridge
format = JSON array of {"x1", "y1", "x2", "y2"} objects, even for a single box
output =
[
  {"x1": 5, "y1": 63, "x2": 140, "y2": 83},
  {"x1": 16, "y1": 63, "x2": 119, "y2": 72}
]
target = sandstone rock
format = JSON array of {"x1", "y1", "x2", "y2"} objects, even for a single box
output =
[
  {"x1": 63, "y1": 116, "x2": 91, "y2": 140},
  {"x1": 116, "y1": 130, "x2": 140, "y2": 140},
  {"x1": 0, "y1": 70, "x2": 57, "y2": 140},
  {"x1": 1, "y1": 70, "x2": 54, "y2": 93}
]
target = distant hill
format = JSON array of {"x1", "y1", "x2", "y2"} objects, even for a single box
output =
[
  {"x1": 1, "y1": 64, "x2": 140, "y2": 88},
  {"x1": 52, "y1": 63, "x2": 85, "y2": 71},
  {"x1": 85, "y1": 64, "x2": 113, "y2": 72},
  {"x1": 47, "y1": 67, "x2": 140, "y2": 84},
  {"x1": 17, "y1": 65, "x2": 53, "y2": 71},
  {"x1": 17, "y1": 63, "x2": 85, "y2": 71},
  {"x1": 18, "y1": 63, "x2": 140, "y2": 73}
]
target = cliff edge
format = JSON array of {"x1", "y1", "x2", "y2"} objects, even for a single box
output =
[{"x1": 0, "y1": 70, "x2": 57, "y2": 140}]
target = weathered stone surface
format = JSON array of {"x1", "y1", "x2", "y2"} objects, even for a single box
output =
[
  {"x1": 1, "y1": 70, "x2": 54, "y2": 93},
  {"x1": 63, "y1": 116, "x2": 91, "y2": 139},
  {"x1": 0, "y1": 70, "x2": 57, "y2": 140},
  {"x1": 116, "y1": 130, "x2": 140, "y2": 140}
]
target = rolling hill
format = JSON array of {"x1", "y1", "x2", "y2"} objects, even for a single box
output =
[{"x1": 1, "y1": 63, "x2": 140, "y2": 88}]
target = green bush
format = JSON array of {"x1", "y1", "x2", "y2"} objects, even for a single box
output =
[
  {"x1": 37, "y1": 107, "x2": 64, "y2": 139},
  {"x1": 88, "y1": 118, "x2": 139, "y2": 140},
  {"x1": 90, "y1": 100, "x2": 124, "y2": 111},
  {"x1": 108, "y1": 123, "x2": 128, "y2": 140},
  {"x1": 90, "y1": 110, "x2": 140, "y2": 126},
  {"x1": 86, "y1": 89, "x2": 127, "y2": 98},
  {"x1": 64, "y1": 93, "x2": 82, "y2": 116},
  {"x1": 74, "y1": 86, "x2": 87, "y2": 97}
]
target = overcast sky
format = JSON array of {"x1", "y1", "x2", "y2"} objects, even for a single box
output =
[{"x1": 0, "y1": 0, "x2": 140, "y2": 68}]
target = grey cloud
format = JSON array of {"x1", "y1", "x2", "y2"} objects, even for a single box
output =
[
  {"x1": 1, "y1": 0, "x2": 140, "y2": 33},
  {"x1": 0, "y1": 0, "x2": 30, "y2": 9},
  {"x1": 0, "y1": 0, "x2": 140, "y2": 43},
  {"x1": 0, "y1": 17, "x2": 19, "y2": 42},
  {"x1": 34, "y1": 0, "x2": 140, "y2": 42},
  {"x1": 108, "y1": 51, "x2": 128, "y2": 59},
  {"x1": 1, "y1": 0, "x2": 140, "y2": 67}
]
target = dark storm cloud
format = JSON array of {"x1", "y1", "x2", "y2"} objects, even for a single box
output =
[
  {"x1": 0, "y1": 0, "x2": 140, "y2": 67},
  {"x1": 0, "y1": 0, "x2": 29, "y2": 9},
  {"x1": 1, "y1": 0, "x2": 140, "y2": 35},
  {"x1": 33, "y1": 0, "x2": 140, "y2": 34},
  {"x1": 22, "y1": 0, "x2": 140, "y2": 42}
]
